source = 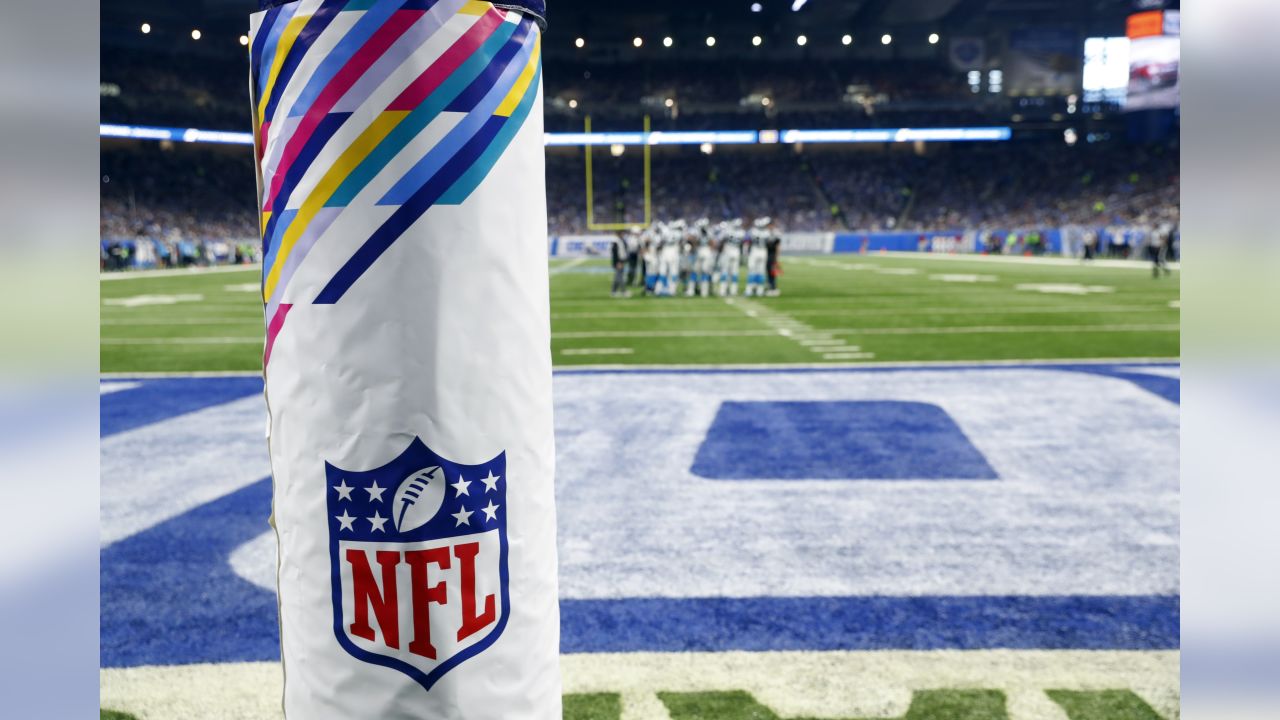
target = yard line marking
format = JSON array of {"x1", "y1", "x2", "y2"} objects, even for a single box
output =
[
  {"x1": 101, "y1": 319, "x2": 262, "y2": 326},
  {"x1": 549, "y1": 257, "x2": 589, "y2": 274},
  {"x1": 722, "y1": 297, "x2": 876, "y2": 361},
  {"x1": 102, "y1": 337, "x2": 263, "y2": 345},
  {"x1": 561, "y1": 347, "x2": 635, "y2": 356},
  {"x1": 552, "y1": 323, "x2": 1178, "y2": 339},
  {"x1": 809, "y1": 345, "x2": 859, "y2": 353},
  {"x1": 99, "y1": 264, "x2": 262, "y2": 281},
  {"x1": 103, "y1": 294, "x2": 205, "y2": 308}
]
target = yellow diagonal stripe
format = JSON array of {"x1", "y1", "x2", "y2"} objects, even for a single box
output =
[
  {"x1": 459, "y1": 0, "x2": 492, "y2": 16},
  {"x1": 494, "y1": 36, "x2": 540, "y2": 117},
  {"x1": 263, "y1": 110, "x2": 409, "y2": 302},
  {"x1": 257, "y1": 14, "x2": 310, "y2": 126}
]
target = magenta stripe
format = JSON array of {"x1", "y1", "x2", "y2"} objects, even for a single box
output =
[
  {"x1": 263, "y1": 303, "x2": 294, "y2": 368},
  {"x1": 265, "y1": 8, "x2": 425, "y2": 212},
  {"x1": 332, "y1": 0, "x2": 469, "y2": 114}
]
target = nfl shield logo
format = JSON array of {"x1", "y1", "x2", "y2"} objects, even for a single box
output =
[{"x1": 326, "y1": 438, "x2": 509, "y2": 691}]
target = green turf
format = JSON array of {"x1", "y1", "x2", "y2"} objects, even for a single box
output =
[
  {"x1": 100, "y1": 256, "x2": 1179, "y2": 373},
  {"x1": 1047, "y1": 689, "x2": 1169, "y2": 720},
  {"x1": 100, "y1": 711, "x2": 138, "y2": 720}
]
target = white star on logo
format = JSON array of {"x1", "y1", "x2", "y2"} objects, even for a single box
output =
[
  {"x1": 333, "y1": 479, "x2": 354, "y2": 502},
  {"x1": 366, "y1": 480, "x2": 386, "y2": 503},
  {"x1": 452, "y1": 506, "x2": 474, "y2": 527},
  {"x1": 335, "y1": 510, "x2": 356, "y2": 532},
  {"x1": 368, "y1": 511, "x2": 388, "y2": 533},
  {"x1": 451, "y1": 474, "x2": 472, "y2": 497},
  {"x1": 481, "y1": 470, "x2": 500, "y2": 493},
  {"x1": 481, "y1": 500, "x2": 500, "y2": 522}
]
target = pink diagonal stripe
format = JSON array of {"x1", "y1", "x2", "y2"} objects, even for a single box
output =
[
  {"x1": 387, "y1": 8, "x2": 505, "y2": 111},
  {"x1": 264, "y1": 9, "x2": 425, "y2": 213},
  {"x1": 263, "y1": 302, "x2": 294, "y2": 368}
]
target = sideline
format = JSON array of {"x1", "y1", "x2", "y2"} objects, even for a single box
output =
[{"x1": 822, "y1": 253, "x2": 1181, "y2": 271}]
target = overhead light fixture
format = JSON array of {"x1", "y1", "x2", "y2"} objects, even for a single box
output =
[
  {"x1": 574, "y1": 37, "x2": 585, "y2": 48},
  {"x1": 751, "y1": 3, "x2": 763, "y2": 12},
  {"x1": 191, "y1": 29, "x2": 202, "y2": 40},
  {"x1": 665, "y1": 98, "x2": 675, "y2": 107},
  {"x1": 881, "y1": 33, "x2": 892, "y2": 45},
  {"x1": 796, "y1": 34, "x2": 807, "y2": 46},
  {"x1": 240, "y1": 35, "x2": 249, "y2": 46},
  {"x1": 761, "y1": 96, "x2": 772, "y2": 107},
  {"x1": 842, "y1": 34, "x2": 852, "y2": 46},
  {"x1": 568, "y1": 99, "x2": 578, "y2": 109},
  {"x1": 791, "y1": 0, "x2": 808, "y2": 10},
  {"x1": 663, "y1": 36, "x2": 673, "y2": 47},
  {"x1": 140, "y1": 22, "x2": 151, "y2": 34},
  {"x1": 752, "y1": 35, "x2": 763, "y2": 46},
  {"x1": 706, "y1": 36, "x2": 716, "y2": 47},
  {"x1": 929, "y1": 33, "x2": 940, "y2": 45},
  {"x1": 633, "y1": 37, "x2": 643, "y2": 48}
]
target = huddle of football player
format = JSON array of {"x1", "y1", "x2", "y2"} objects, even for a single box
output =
[{"x1": 621, "y1": 216, "x2": 782, "y2": 298}]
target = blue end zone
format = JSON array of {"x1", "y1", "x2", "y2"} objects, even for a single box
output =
[
  {"x1": 101, "y1": 377, "x2": 262, "y2": 437},
  {"x1": 100, "y1": 475, "x2": 1175, "y2": 667},
  {"x1": 691, "y1": 401, "x2": 997, "y2": 480}
]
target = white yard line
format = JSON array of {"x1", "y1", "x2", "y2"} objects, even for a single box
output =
[
  {"x1": 723, "y1": 298, "x2": 875, "y2": 360},
  {"x1": 549, "y1": 258, "x2": 590, "y2": 274},
  {"x1": 553, "y1": 323, "x2": 1178, "y2": 339},
  {"x1": 98, "y1": 357, "x2": 1180, "y2": 380},
  {"x1": 100, "y1": 264, "x2": 262, "y2": 281},
  {"x1": 101, "y1": 337, "x2": 262, "y2": 345},
  {"x1": 100, "y1": 650, "x2": 1179, "y2": 720},
  {"x1": 562, "y1": 347, "x2": 636, "y2": 356}
]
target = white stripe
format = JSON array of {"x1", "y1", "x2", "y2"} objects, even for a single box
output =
[
  {"x1": 809, "y1": 252, "x2": 1181, "y2": 270},
  {"x1": 100, "y1": 651, "x2": 1179, "y2": 720},
  {"x1": 99, "y1": 381, "x2": 141, "y2": 395},
  {"x1": 822, "y1": 352, "x2": 875, "y2": 360},
  {"x1": 101, "y1": 396, "x2": 269, "y2": 546}
]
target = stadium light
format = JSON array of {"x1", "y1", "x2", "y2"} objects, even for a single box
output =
[
  {"x1": 633, "y1": 36, "x2": 643, "y2": 48},
  {"x1": 791, "y1": 0, "x2": 807, "y2": 10},
  {"x1": 706, "y1": 36, "x2": 716, "y2": 47},
  {"x1": 664, "y1": 98, "x2": 675, "y2": 108},
  {"x1": 574, "y1": 37, "x2": 585, "y2": 48},
  {"x1": 761, "y1": 96, "x2": 772, "y2": 107},
  {"x1": 609, "y1": 143, "x2": 625, "y2": 157},
  {"x1": 240, "y1": 35, "x2": 250, "y2": 46},
  {"x1": 663, "y1": 36, "x2": 673, "y2": 47},
  {"x1": 140, "y1": 22, "x2": 151, "y2": 34},
  {"x1": 796, "y1": 34, "x2": 807, "y2": 46},
  {"x1": 881, "y1": 33, "x2": 892, "y2": 45},
  {"x1": 752, "y1": 35, "x2": 763, "y2": 46},
  {"x1": 751, "y1": 2, "x2": 763, "y2": 12},
  {"x1": 700, "y1": 142, "x2": 714, "y2": 155},
  {"x1": 568, "y1": 99, "x2": 578, "y2": 109},
  {"x1": 191, "y1": 29, "x2": 202, "y2": 40},
  {"x1": 842, "y1": 34, "x2": 852, "y2": 46},
  {"x1": 929, "y1": 33, "x2": 940, "y2": 45}
]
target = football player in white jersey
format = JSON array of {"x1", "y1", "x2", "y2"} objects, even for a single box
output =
[
  {"x1": 641, "y1": 227, "x2": 659, "y2": 295},
  {"x1": 745, "y1": 226, "x2": 769, "y2": 297},
  {"x1": 659, "y1": 222, "x2": 682, "y2": 296},
  {"x1": 693, "y1": 221, "x2": 715, "y2": 297},
  {"x1": 716, "y1": 221, "x2": 742, "y2": 296}
]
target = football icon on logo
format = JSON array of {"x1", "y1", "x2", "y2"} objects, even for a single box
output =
[{"x1": 392, "y1": 466, "x2": 446, "y2": 533}]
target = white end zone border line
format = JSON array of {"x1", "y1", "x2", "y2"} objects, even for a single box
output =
[
  {"x1": 100, "y1": 650, "x2": 1179, "y2": 720},
  {"x1": 99, "y1": 357, "x2": 1181, "y2": 380}
]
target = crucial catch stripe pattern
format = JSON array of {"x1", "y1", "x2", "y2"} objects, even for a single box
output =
[{"x1": 250, "y1": 0, "x2": 544, "y2": 359}]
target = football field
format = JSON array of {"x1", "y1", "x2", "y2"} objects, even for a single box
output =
[
  {"x1": 101, "y1": 254, "x2": 1179, "y2": 372},
  {"x1": 100, "y1": 254, "x2": 1180, "y2": 719}
]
